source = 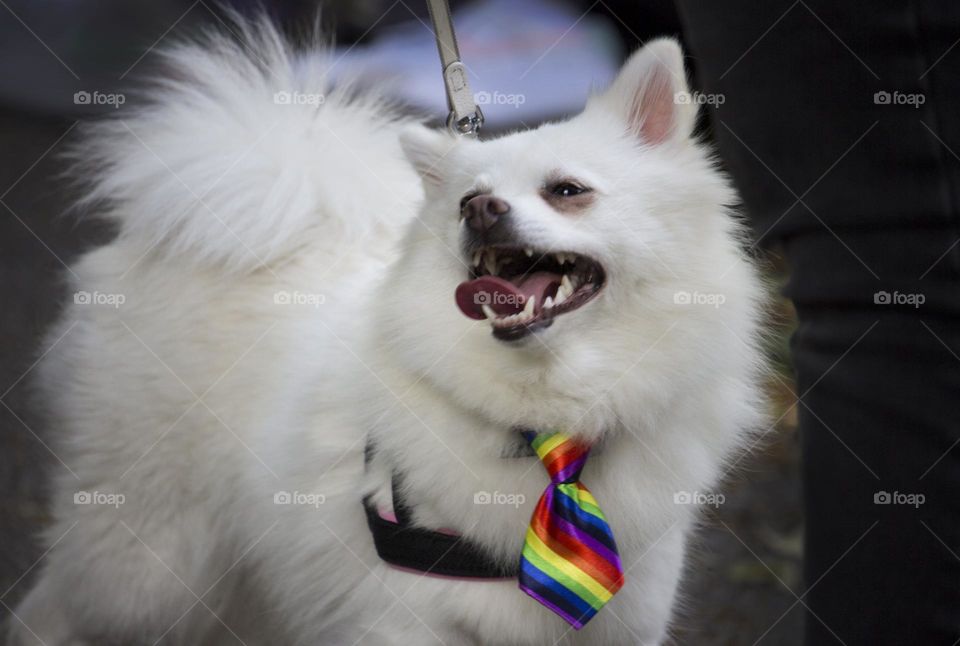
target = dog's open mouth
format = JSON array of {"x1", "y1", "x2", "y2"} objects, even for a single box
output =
[{"x1": 455, "y1": 247, "x2": 606, "y2": 341}]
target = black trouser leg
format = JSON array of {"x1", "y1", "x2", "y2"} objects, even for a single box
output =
[{"x1": 674, "y1": 1, "x2": 960, "y2": 643}]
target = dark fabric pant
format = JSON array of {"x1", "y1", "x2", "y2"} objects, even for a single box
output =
[{"x1": 674, "y1": 1, "x2": 960, "y2": 644}]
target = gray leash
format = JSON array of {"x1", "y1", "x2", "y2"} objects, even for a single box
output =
[{"x1": 425, "y1": 0, "x2": 483, "y2": 136}]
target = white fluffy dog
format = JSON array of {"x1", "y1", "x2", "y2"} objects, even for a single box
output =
[{"x1": 10, "y1": 18, "x2": 766, "y2": 646}]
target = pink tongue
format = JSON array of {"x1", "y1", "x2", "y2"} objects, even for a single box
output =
[{"x1": 455, "y1": 272, "x2": 562, "y2": 320}]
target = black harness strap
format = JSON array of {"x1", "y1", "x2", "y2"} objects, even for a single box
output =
[
  {"x1": 361, "y1": 430, "x2": 603, "y2": 579},
  {"x1": 363, "y1": 442, "x2": 516, "y2": 579},
  {"x1": 362, "y1": 494, "x2": 515, "y2": 578}
]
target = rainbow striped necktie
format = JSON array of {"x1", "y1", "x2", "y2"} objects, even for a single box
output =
[{"x1": 519, "y1": 431, "x2": 625, "y2": 629}]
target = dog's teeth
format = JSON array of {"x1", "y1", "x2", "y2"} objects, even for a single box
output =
[
  {"x1": 481, "y1": 305, "x2": 496, "y2": 320},
  {"x1": 473, "y1": 250, "x2": 482, "y2": 267},
  {"x1": 524, "y1": 248, "x2": 534, "y2": 257},
  {"x1": 523, "y1": 296, "x2": 535, "y2": 317},
  {"x1": 484, "y1": 251, "x2": 498, "y2": 276},
  {"x1": 544, "y1": 295, "x2": 554, "y2": 309},
  {"x1": 568, "y1": 274, "x2": 579, "y2": 290},
  {"x1": 555, "y1": 276, "x2": 573, "y2": 304}
]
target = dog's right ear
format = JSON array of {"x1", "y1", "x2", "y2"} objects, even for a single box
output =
[
  {"x1": 399, "y1": 125, "x2": 455, "y2": 190},
  {"x1": 590, "y1": 38, "x2": 696, "y2": 146}
]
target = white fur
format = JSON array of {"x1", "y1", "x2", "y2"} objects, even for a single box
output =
[{"x1": 10, "y1": 18, "x2": 766, "y2": 646}]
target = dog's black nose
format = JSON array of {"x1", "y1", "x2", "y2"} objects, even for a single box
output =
[{"x1": 463, "y1": 195, "x2": 510, "y2": 232}]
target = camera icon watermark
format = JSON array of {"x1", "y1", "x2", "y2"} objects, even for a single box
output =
[
  {"x1": 874, "y1": 490, "x2": 924, "y2": 508},
  {"x1": 673, "y1": 490, "x2": 725, "y2": 508},
  {"x1": 273, "y1": 490, "x2": 326, "y2": 508},
  {"x1": 74, "y1": 290, "x2": 125, "y2": 308},
  {"x1": 473, "y1": 291, "x2": 522, "y2": 307},
  {"x1": 474, "y1": 90, "x2": 526, "y2": 108},
  {"x1": 674, "y1": 91, "x2": 725, "y2": 107},
  {"x1": 473, "y1": 490, "x2": 525, "y2": 508},
  {"x1": 74, "y1": 90, "x2": 126, "y2": 109},
  {"x1": 273, "y1": 91, "x2": 325, "y2": 106},
  {"x1": 673, "y1": 290, "x2": 726, "y2": 308},
  {"x1": 873, "y1": 90, "x2": 925, "y2": 108},
  {"x1": 273, "y1": 290, "x2": 325, "y2": 308},
  {"x1": 74, "y1": 490, "x2": 125, "y2": 508},
  {"x1": 873, "y1": 290, "x2": 924, "y2": 308}
]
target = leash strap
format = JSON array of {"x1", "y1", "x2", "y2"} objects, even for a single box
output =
[{"x1": 425, "y1": 0, "x2": 484, "y2": 136}]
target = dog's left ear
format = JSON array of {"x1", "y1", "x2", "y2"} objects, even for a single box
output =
[
  {"x1": 591, "y1": 38, "x2": 696, "y2": 146},
  {"x1": 399, "y1": 124, "x2": 457, "y2": 190}
]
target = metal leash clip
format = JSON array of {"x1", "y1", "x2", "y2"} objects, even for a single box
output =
[{"x1": 426, "y1": 0, "x2": 483, "y2": 137}]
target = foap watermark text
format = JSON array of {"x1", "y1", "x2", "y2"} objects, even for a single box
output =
[
  {"x1": 674, "y1": 490, "x2": 725, "y2": 508},
  {"x1": 274, "y1": 91, "x2": 325, "y2": 106},
  {"x1": 74, "y1": 291, "x2": 125, "y2": 308},
  {"x1": 274, "y1": 490, "x2": 326, "y2": 508},
  {"x1": 475, "y1": 90, "x2": 525, "y2": 108},
  {"x1": 74, "y1": 90, "x2": 125, "y2": 109},
  {"x1": 74, "y1": 491, "x2": 125, "y2": 508},
  {"x1": 474, "y1": 290, "x2": 522, "y2": 308},
  {"x1": 874, "y1": 90, "x2": 925, "y2": 108},
  {"x1": 674, "y1": 91, "x2": 725, "y2": 107},
  {"x1": 874, "y1": 491, "x2": 925, "y2": 508},
  {"x1": 874, "y1": 290, "x2": 924, "y2": 308},
  {"x1": 474, "y1": 490, "x2": 526, "y2": 508},
  {"x1": 674, "y1": 290, "x2": 726, "y2": 308},
  {"x1": 274, "y1": 290, "x2": 325, "y2": 308}
]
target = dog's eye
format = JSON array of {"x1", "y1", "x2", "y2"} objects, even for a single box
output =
[{"x1": 549, "y1": 182, "x2": 589, "y2": 198}]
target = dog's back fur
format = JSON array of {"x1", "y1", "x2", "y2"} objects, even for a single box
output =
[{"x1": 10, "y1": 16, "x2": 767, "y2": 646}]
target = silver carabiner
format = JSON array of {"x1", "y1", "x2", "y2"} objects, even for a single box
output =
[{"x1": 426, "y1": 0, "x2": 484, "y2": 137}]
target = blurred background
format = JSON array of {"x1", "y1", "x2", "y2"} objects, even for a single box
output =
[{"x1": 0, "y1": 1, "x2": 799, "y2": 643}]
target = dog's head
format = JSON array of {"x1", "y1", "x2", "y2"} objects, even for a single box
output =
[{"x1": 379, "y1": 39, "x2": 755, "y2": 436}]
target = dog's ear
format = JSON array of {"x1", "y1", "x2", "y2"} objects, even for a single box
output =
[
  {"x1": 591, "y1": 38, "x2": 695, "y2": 145},
  {"x1": 399, "y1": 124, "x2": 456, "y2": 189}
]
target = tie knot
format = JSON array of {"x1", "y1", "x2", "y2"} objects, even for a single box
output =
[{"x1": 523, "y1": 431, "x2": 590, "y2": 484}]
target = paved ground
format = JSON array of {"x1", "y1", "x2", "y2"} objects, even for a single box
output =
[
  {"x1": 0, "y1": 110, "x2": 803, "y2": 645},
  {"x1": 674, "y1": 398, "x2": 803, "y2": 645}
]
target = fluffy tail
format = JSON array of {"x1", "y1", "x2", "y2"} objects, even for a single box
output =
[{"x1": 69, "y1": 14, "x2": 423, "y2": 272}]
